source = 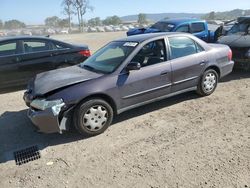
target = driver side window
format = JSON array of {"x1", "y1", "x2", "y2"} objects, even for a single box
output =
[{"x1": 131, "y1": 39, "x2": 166, "y2": 67}]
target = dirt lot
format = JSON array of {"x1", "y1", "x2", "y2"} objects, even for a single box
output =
[{"x1": 0, "y1": 32, "x2": 250, "y2": 188}]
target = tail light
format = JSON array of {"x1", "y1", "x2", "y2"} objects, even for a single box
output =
[
  {"x1": 79, "y1": 50, "x2": 91, "y2": 57},
  {"x1": 228, "y1": 49, "x2": 232, "y2": 61}
]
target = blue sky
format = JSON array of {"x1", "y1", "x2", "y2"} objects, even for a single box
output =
[{"x1": 0, "y1": 0, "x2": 249, "y2": 24}]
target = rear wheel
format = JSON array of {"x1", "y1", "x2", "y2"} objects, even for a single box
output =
[
  {"x1": 197, "y1": 69, "x2": 218, "y2": 96},
  {"x1": 74, "y1": 98, "x2": 113, "y2": 137}
]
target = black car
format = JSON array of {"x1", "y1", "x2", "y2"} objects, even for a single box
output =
[{"x1": 0, "y1": 36, "x2": 90, "y2": 91}]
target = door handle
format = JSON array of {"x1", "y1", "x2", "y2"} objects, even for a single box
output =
[{"x1": 161, "y1": 71, "x2": 168, "y2": 75}]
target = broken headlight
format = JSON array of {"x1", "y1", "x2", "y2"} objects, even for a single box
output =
[{"x1": 30, "y1": 99, "x2": 65, "y2": 115}]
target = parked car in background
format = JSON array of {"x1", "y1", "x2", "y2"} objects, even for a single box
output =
[
  {"x1": 96, "y1": 26, "x2": 105, "y2": 32},
  {"x1": 59, "y1": 28, "x2": 69, "y2": 34},
  {"x1": 113, "y1": 26, "x2": 122, "y2": 32},
  {"x1": 45, "y1": 28, "x2": 56, "y2": 35},
  {"x1": 218, "y1": 16, "x2": 250, "y2": 70},
  {"x1": 127, "y1": 18, "x2": 221, "y2": 43},
  {"x1": 88, "y1": 27, "x2": 98, "y2": 32},
  {"x1": 0, "y1": 36, "x2": 90, "y2": 91},
  {"x1": 104, "y1": 26, "x2": 114, "y2": 32},
  {"x1": 31, "y1": 29, "x2": 44, "y2": 36},
  {"x1": 120, "y1": 25, "x2": 129, "y2": 31},
  {"x1": 0, "y1": 31, "x2": 6, "y2": 37},
  {"x1": 24, "y1": 33, "x2": 234, "y2": 137},
  {"x1": 6, "y1": 30, "x2": 21, "y2": 36},
  {"x1": 21, "y1": 30, "x2": 32, "y2": 36}
]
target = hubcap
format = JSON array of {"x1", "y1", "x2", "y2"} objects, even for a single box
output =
[
  {"x1": 82, "y1": 105, "x2": 108, "y2": 132},
  {"x1": 203, "y1": 73, "x2": 216, "y2": 92}
]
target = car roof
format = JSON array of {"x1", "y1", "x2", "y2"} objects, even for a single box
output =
[
  {"x1": 159, "y1": 18, "x2": 202, "y2": 25},
  {"x1": 0, "y1": 35, "x2": 49, "y2": 41},
  {"x1": 115, "y1": 32, "x2": 188, "y2": 43}
]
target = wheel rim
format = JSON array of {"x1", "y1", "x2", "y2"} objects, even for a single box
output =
[
  {"x1": 203, "y1": 72, "x2": 216, "y2": 92},
  {"x1": 82, "y1": 105, "x2": 108, "y2": 132}
]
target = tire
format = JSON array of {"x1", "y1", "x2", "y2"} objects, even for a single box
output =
[
  {"x1": 196, "y1": 69, "x2": 219, "y2": 96},
  {"x1": 73, "y1": 98, "x2": 114, "y2": 137}
]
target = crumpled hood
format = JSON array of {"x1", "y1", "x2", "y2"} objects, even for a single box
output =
[
  {"x1": 32, "y1": 65, "x2": 103, "y2": 95},
  {"x1": 127, "y1": 27, "x2": 160, "y2": 36},
  {"x1": 218, "y1": 34, "x2": 250, "y2": 48}
]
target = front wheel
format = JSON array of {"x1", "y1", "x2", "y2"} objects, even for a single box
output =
[
  {"x1": 74, "y1": 98, "x2": 113, "y2": 137},
  {"x1": 197, "y1": 69, "x2": 218, "y2": 96}
]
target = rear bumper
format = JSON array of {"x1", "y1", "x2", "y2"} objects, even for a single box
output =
[{"x1": 220, "y1": 60, "x2": 234, "y2": 78}]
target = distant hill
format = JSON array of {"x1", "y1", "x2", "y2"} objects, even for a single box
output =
[
  {"x1": 202, "y1": 9, "x2": 250, "y2": 20},
  {"x1": 121, "y1": 13, "x2": 205, "y2": 22}
]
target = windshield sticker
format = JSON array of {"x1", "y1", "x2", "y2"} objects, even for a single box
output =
[{"x1": 123, "y1": 42, "x2": 138, "y2": 47}]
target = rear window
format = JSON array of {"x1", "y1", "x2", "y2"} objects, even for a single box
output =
[
  {"x1": 169, "y1": 36, "x2": 197, "y2": 59},
  {"x1": 0, "y1": 42, "x2": 17, "y2": 56},
  {"x1": 54, "y1": 42, "x2": 69, "y2": 49},
  {"x1": 23, "y1": 40, "x2": 51, "y2": 53},
  {"x1": 191, "y1": 23, "x2": 205, "y2": 33}
]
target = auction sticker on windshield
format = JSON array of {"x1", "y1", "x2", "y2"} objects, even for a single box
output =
[{"x1": 123, "y1": 42, "x2": 138, "y2": 47}]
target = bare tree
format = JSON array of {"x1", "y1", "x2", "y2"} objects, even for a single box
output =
[
  {"x1": 62, "y1": 0, "x2": 74, "y2": 31},
  {"x1": 73, "y1": 0, "x2": 93, "y2": 32}
]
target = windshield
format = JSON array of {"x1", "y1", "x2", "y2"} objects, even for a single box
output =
[
  {"x1": 227, "y1": 23, "x2": 250, "y2": 35},
  {"x1": 80, "y1": 41, "x2": 137, "y2": 73},
  {"x1": 150, "y1": 22, "x2": 175, "y2": 32}
]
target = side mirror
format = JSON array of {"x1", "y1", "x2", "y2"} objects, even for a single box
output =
[{"x1": 126, "y1": 62, "x2": 141, "y2": 71}]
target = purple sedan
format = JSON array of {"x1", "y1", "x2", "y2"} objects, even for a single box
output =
[{"x1": 24, "y1": 33, "x2": 234, "y2": 137}]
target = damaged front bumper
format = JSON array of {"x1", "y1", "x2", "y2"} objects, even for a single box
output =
[
  {"x1": 28, "y1": 108, "x2": 61, "y2": 133},
  {"x1": 24, "y1": 92, "x2": 73, "y2": 134},
  {"x1": 27, "y1": 106, "x2": 73, "y2": 134}
]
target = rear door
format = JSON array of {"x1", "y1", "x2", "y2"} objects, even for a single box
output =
[
  {"x1": 118, "y1": 38, "x2": 172, "y2": 109},
  {"x1": 0, "y1": 40, "x2": 24, "y2": 89},
  {"x1": 168, "y1": 36, "x2": 208, "y2": 92},
  {"x1": 18, "y1": 39, "x2": 55, "y2": 82}
]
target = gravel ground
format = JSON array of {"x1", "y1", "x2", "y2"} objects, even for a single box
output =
[{"x1": 0, "y1": 32, "x2": 250, "y2": 188}]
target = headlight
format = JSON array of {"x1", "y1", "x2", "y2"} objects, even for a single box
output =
[
  {"x1": 31, "y1": 99, "x2": 65, "y2": 115},
  {"x1": 246, "y1": 49, "x2": 250, "y2": 58}
]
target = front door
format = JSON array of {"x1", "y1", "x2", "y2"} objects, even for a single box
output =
[{"x1": 118, "y1": 39, "x2": 172, "y2": 109}]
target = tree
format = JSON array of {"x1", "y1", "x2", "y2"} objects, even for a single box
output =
[
  {"x1": 58, "y1": 19, "x2": 69, "y2": 28},
  {"x1": 4, "y1": 20, "x2": 26, "y2": 29},
  {"x1": 103, "y1": 16, "x2": 121, "y2": 26},
  {"x1": 62, "y1": 0, "x2": 74, "y2": 31},
  {"x1": 0, "y1": 20, "x2": 3, "y2": 29},
  {"x1": 45, "y1": 16, "x2": 60, "y2": 27},
  {"x1": 208, "y1": 11, "x2": 215, "y2": 20},
  {"x1": 72, "y1": 0, "x2": 93, "y2": 32},
  {"x1": 138, "y1": 13, "x2": 147, "y2": 25},
  {"x1": 88, "y1": 17, "x2": 101, "y2": 26}
]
